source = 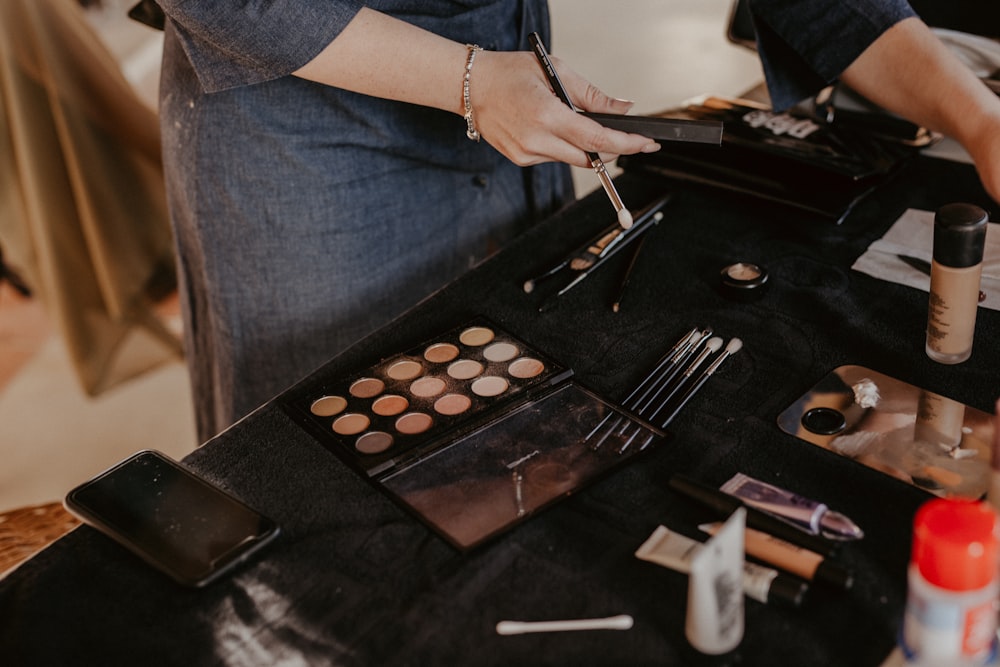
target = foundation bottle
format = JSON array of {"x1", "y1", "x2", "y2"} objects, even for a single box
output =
[{"x1": 925, "y1": 203, "x2": 988, "y2": 364}]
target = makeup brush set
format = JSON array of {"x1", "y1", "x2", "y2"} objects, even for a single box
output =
[
  {"x1": 588, "y1": 327, "x2": 742, "y2": 454},
  {"x1": 523, "y1": 194, "x2": 672, "y2": 312}
]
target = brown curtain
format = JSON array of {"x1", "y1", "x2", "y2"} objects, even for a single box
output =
[{"x1": 0, "y1": 0, "x2": 181, "y2": 395}]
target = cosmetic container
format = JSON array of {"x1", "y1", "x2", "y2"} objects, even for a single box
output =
[
  {"x1": 635, "y1": 524, "x2": 807, "y2": 608},
  {"x1": 925, "y1": 203, "x2": 988, "y2": 364},
  {"x1": 686, "y1": 509, "x2": 745, "y2": 655},
  {"x1": 901, "y1": 498, "x2": 1000, "y2": 666}
]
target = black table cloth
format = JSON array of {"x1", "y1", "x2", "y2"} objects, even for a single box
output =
[{"x1": 2, "y1": 155, "x2": 997, "y2": 666}]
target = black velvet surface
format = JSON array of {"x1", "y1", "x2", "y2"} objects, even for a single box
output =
[{"x1": 2, "y1": 156, "x2": 998, "y2": 666}]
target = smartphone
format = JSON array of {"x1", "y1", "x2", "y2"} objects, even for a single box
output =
[{"x1": 65, "y1": 450, "x2": 280, "y2": 587}]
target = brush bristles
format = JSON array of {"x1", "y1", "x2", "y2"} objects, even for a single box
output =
[{"x1": 617, "y1": 208, "x2": 633, "y2": 229}]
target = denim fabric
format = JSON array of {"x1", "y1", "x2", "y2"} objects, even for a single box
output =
[
  {"x1": 748, "y1": 0, "x2": 917, "y2": 110},
  {"x1": 159, "y1": 1, "x2": 573, "y2": 440}
]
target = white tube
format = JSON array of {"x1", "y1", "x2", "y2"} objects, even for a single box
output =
[
  {"x1": 685, "y1": 508, "x2": 746, "y2": 655},
  {"x1": 635, "y1": 524, "x2": 777, "y2": 604}
]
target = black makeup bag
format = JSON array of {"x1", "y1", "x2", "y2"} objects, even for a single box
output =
[{"x1": 618, "y1": 96, "x2": 931, "y2": 224}]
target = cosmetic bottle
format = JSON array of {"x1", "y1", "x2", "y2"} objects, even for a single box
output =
[
  {"x1": 686, "y1": 508, "x2": 745, "y2": 656},
  {"x1": 900, "y1": 498, "x2": 1000, "y2": 666},
  {"x1": 925, "y1": 203, "x2": 988, "y2": 364}
]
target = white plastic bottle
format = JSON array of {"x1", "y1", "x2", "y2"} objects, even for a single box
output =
[{"x1": 901, "y1": 498, "x2": 1000, "y2": 666}]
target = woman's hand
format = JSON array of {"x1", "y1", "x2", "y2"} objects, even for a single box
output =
[
  {"x1": 295, "y1": 9, "x2": 659, "y2": 170},
  {"x1": 842, "y1": 17, "x2": 1000, "y2": 205},
  {"x1": 469, "y1": 50, "x2": 660, "y2": 167}
]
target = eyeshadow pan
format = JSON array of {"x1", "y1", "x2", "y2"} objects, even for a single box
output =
[
  {"x1": 471, "y1": 376, "x2": 509, "y2": 397},
  {"x1": 410, "y1": 376, "x2": 446, "y2": 398},
  {"x1": 396, "y1": 412, "x2": 433, "y2": 435},
  {"x1": 483, "y1": 342, "x2": 519, "y2": 363},
  {"x1": 310, "y1": 395, "x2": 347, "y2": 417},
  {"x1": 459, "y1": 326, "x2": 495, "y2": 347},
  {"x1": 350, "y1": 377, "x2": 385, "y2": 399},
  {"x1": 434, "y1": 393, "x2": 472, "y2": 416},
  {"x1": 448, "y1": 359, "x2": 484, "y2": 380},
  {"x1": 509, "y1": 357, "x2": 545, "y2": 379},
  {"x1": 333, "y1": 413, "x2": 370, "y2": 435},
  {"x1": 386, "y1": 359, "x2": 423, "y2": 381},
  {"x1": 372, "y1": 394, "x2": 408, "y2": 416},
  {"x1": 424, "y1": 342, "x2": 460, "y2": 363},
  {"x1": 356, "y1": 431, "x2": 394, "y2": 455}
]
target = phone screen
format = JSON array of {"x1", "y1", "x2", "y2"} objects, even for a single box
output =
[{"x1": 66, "y1": 450, "x2": 280, "y2": 587}]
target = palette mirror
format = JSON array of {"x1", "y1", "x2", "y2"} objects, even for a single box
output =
[{"x1": 777, "y1": 365, "x2": 994, "y2": 498}]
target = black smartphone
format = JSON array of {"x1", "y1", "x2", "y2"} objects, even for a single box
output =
[{"x1": 65, "y1": 450, "x2": 280, "y2": 587}]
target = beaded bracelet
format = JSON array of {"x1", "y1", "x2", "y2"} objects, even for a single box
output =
[{"x1": 463, "y1": 44, "x2": 483, "y2": 141}]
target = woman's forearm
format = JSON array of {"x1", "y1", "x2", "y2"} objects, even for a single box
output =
[
  {"x1": 292, "y1": 8, "x2": 660, "y2": 168},
  {"x1": 293, "y1": 8, "x2": 468, "y2": 115},
  {"x1": 841, "y1": 17, "x2": 1000, "y2": 201}
]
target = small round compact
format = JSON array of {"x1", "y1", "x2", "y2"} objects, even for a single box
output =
[{"x1": 719, "y1": 262, "x2": 769, "y2": 302}]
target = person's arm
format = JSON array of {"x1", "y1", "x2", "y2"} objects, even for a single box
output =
[
  {"x1": 839, "y1": 17, "x2": 1000, "y2": 203},
  {"x1": 293, "y1": 8, "x2": 661, "y2": 168}
]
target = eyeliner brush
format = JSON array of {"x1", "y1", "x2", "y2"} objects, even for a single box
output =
[
  {"x1": 528, "y1": 32, "x2": 633, "y2": 229},
  {"x1": 611, "y1": 230, "x2": 649, "y2": 313},
  {"x1": 658, "y1": 338, "x2": 743, "y2": 428}
]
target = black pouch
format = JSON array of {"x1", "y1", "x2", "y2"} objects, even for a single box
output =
[{"x1": 618, "y1": 96, "x2": 932, "y2": 223}]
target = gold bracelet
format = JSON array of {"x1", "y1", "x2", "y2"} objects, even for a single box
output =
[{"x1": 463, "y1": 44, "x2": 483, "y2": 141}]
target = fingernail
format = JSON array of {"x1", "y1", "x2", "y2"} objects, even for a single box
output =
[{"x1": 641, "y1": 142, "x2": 661, "y2": 153}]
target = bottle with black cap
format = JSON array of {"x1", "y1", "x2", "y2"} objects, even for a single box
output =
[{"x1": 925, "y1": 203, "x2": 988, "y2": 364}]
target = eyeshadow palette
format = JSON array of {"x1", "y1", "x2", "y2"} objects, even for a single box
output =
[{"x1": 282, "y1": 319, "x2": 665, "y2": 549}]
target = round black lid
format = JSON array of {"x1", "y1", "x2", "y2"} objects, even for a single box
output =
[{"x1": 933, "y1": 203, "x2": 988, "y2": 268}]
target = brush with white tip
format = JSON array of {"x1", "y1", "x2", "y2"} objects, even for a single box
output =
[{"x1": 658, "y1": 338, "x2": 743, "y2": 428}]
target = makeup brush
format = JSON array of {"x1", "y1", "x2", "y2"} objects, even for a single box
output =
[
  {"x1": 641, "y1": 336, "x2": 722, "y2": 424},
  {"x1": 585, "y1": 327, "x2": 699, "y2": 448},
  {"x1": 528, "y1": 32, "x2": 633, "y2": 229},
  {"x1": 614, "y1": 337, "x2": 721, "y2": 454},
  {"x1": 658, "y1": 338, "x2": 743, "y2": 428},
  {"x1": 587, "y1": 328, "x2": 710, "y2": 449},
  {"x1": 612, "y1": 229, "x2": 651, "y2": 313}
]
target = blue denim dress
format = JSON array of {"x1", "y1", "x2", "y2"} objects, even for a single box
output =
[
  {"x1": 158, "y1": 1, "x2": 573, "y2": 440},
  {"x1": 748, "y1": 0, "x2": 916, "y2": 110}
]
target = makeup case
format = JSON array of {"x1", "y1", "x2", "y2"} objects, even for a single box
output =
[
  {"x1": 618, "y1": 96, "x2": 928, "y2": 223},
  {"x1": 281, "y1": 319, "x2": 665, "y2": 550}
]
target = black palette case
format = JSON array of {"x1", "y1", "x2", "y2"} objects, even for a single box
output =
[{"x1": 281, "y1": 319, "x2": 664, "y2": 550}]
